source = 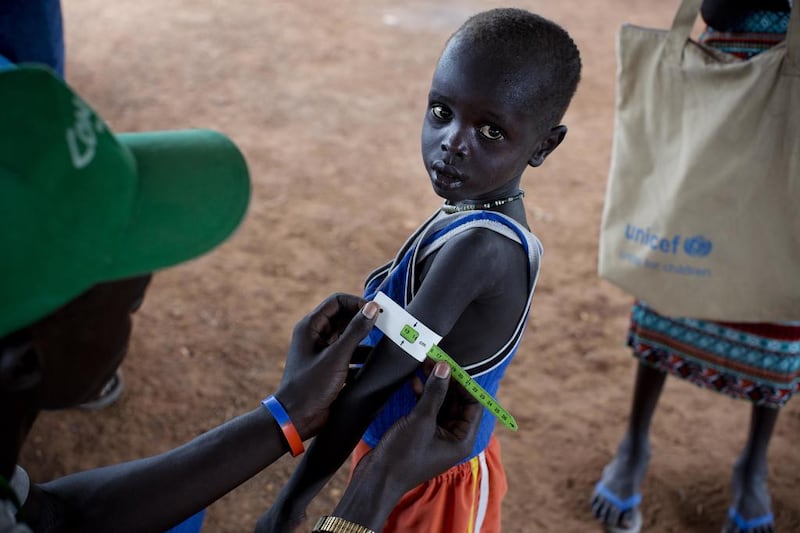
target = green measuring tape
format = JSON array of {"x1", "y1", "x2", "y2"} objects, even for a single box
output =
[{"x1": 398, "y1": 323, "x2": 519, "y2": 431}]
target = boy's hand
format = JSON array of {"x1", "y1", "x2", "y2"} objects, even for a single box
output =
[{"x1": 274, "y1": 293, "x2": 379, "y2": 439}]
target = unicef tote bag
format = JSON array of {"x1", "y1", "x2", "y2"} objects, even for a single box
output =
[{"x1": 598, "y1": 0, "x2": 800, "y2": 321}]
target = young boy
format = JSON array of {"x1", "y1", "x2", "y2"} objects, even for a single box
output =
[
  {"x1": 0, "y1": 64, "x2": 481, "y2": 533},
  {"x1": 261, "y1": 8, "x2": 582, "y2": 532}
]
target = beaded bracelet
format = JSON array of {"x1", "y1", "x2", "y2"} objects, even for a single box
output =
[{"x1": 261, "y1": 395, "x2": 305, "y2": 457}]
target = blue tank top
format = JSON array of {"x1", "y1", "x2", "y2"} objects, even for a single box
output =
[{"x1": 361, "y1": 210, "x2": 543, "y2": 459}]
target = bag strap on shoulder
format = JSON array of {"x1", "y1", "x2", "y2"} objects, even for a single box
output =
[{"x1": 662, "y1": 0, "x2": 703, "y2": 65}]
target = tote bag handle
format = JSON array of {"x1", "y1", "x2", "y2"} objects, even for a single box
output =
[{"x1": 663, "y1": 0, "x2": 800, "y2": 74}]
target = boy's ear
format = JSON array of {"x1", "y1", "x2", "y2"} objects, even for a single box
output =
[
  {"x1": 529, "y1": 125, "x2": 568, "y2": 167},
  {"x1": 0, "y1": 340, "x2": 42, "y2": 393}
]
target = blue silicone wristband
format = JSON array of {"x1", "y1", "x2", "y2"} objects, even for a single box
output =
[{"x1": 261, "y1": 395, "x2": 304, "y2": 456}]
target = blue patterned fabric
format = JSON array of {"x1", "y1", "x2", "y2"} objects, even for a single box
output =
[
  {"x1": 708, "y1": 0, "x2": 792, "y2": 33},
  {"x1": 721, "y1": 10, "x2": 790, "y2": 33},
  {"x1": 629, "y1": 302, "x2": 800, "y2": 407},
  {"x1": 700, "y1": 2, "x2": 791, "y2": 58}
]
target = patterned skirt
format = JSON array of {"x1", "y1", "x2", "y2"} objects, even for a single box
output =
[
  {"x1": 629, "y1": 303, "x2": 800, "y2": 407},
  {"x1": 629, "y1": 8, "x2": 800, "y2": 409},
  {"x1": 699, "y1": 8, "x2": 790, "y2": 58}
]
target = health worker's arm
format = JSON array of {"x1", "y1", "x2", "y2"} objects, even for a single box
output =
[{"x1": 21, "y1": 294, "x2": 378, "y2": 533}]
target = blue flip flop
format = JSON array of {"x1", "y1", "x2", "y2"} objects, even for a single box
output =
[
  {"x1": 593, "y1": 482, "x2": 643, "y2": 533},
  {"x1": 727, "y1": 507, "x2": 774, "y2": 532}
]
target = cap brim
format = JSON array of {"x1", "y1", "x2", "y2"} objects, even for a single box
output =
[{"x1": 108, "y1": 129, "x2": 250, "y2": 279}]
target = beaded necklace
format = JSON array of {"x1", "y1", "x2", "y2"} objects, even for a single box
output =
[{"x1": 441, "y1": 190, "x2": 525, "y2": 214}]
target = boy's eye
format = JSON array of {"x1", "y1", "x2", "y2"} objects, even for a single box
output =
[
  {"x1": 478, "y1": 125, "x2": 504, "y2": 140},
  {"x1": 430, "y1": 105, "x2": 452, "y2": 120}
]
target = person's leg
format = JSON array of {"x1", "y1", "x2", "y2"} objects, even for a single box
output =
[
  {"x1": 591, "y1": 361, "x2": 667, "y2": 530},
  {"x1": 722, "y1": 404, "x2": 779, "y2": 533}
]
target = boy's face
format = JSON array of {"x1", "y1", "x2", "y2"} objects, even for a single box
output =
[
  {"x1": 28, "y1": 275, "x2": 152, "y2": 408},
  {"x1": 421, "y1": 39, "x2": 553, "y2": 203}
]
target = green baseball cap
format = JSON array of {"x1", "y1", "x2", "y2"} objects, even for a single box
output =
[{"x1": 0, "y1": 66, "x2": 251, "y2": 338}]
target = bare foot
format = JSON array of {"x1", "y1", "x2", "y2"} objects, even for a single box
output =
[{"x1": 591, "y1": 437, "x2": 650, "y2": 531}]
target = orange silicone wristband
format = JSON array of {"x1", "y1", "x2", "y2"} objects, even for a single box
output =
[{"x1": 261, "y1": 395, "x2": 305, "y2": 457}]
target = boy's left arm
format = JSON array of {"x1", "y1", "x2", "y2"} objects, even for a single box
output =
[
  {"x1": 258, "y1": 229, "x2": 528, "y2": 531},
  {"x1": 404, "y1": 227, "x2": 530, "y2": 367}
]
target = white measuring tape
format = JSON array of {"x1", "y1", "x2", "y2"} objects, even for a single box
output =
[{"x1": 373, "y1": 292, "x2": 518, "y2": 431}]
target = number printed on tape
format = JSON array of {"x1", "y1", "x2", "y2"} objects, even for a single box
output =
[{"x1": 426, "y1": 345, "x2": 518, "y2": 431}]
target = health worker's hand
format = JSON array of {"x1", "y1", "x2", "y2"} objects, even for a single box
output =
[
  {"x1": 332, "y1": 361, "x2": 482, "y2": 530},
  {"x1": 274, "y1": 293, "x2": 379, "y2": 440},
  {"x1": 368, "y1": 361, "x2": 481, "y2": 491}
]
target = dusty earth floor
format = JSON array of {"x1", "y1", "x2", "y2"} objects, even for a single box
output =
[{"x1": 21, "y1": 0, "x2": 799, "y2": 531}]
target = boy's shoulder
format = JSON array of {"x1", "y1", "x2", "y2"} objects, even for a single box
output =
[
  {"x1": 421, "y1": 211, "x2": 541, "y2": 289},
  {"x1": 424, "y1": 210, "x2": 541, "y2": 264}
]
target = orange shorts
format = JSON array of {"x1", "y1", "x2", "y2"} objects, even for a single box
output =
[{"x1": 349, "y1": 436, "x2": 507, "y2": 533}]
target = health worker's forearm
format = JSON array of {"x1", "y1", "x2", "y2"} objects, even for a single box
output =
[
  {"x1": 256, "y1": 340, "x2": 419, "y2": 531},
  {"x1": 29, "y1": 407, "x2": 288, "y2": 532},
  {"x1": 331, "y1": 462, "x2": 403, "y2": 532}
]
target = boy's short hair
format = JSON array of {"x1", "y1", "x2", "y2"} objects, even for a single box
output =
[{"x1": 451, "y1": 8, "x2": 582, "y2": 129}]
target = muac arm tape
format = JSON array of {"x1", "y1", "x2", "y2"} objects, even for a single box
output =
[
  {"x1": 373, "y1": 292, "x2": 441, "y2": 362},
  {"x1": 372, "y1": 291, "x2": 518, "y2": 431}
]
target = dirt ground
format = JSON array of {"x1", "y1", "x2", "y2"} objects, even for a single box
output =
[{"x1": 20, "y1": 0, "x2": 799, "y2": 531}]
